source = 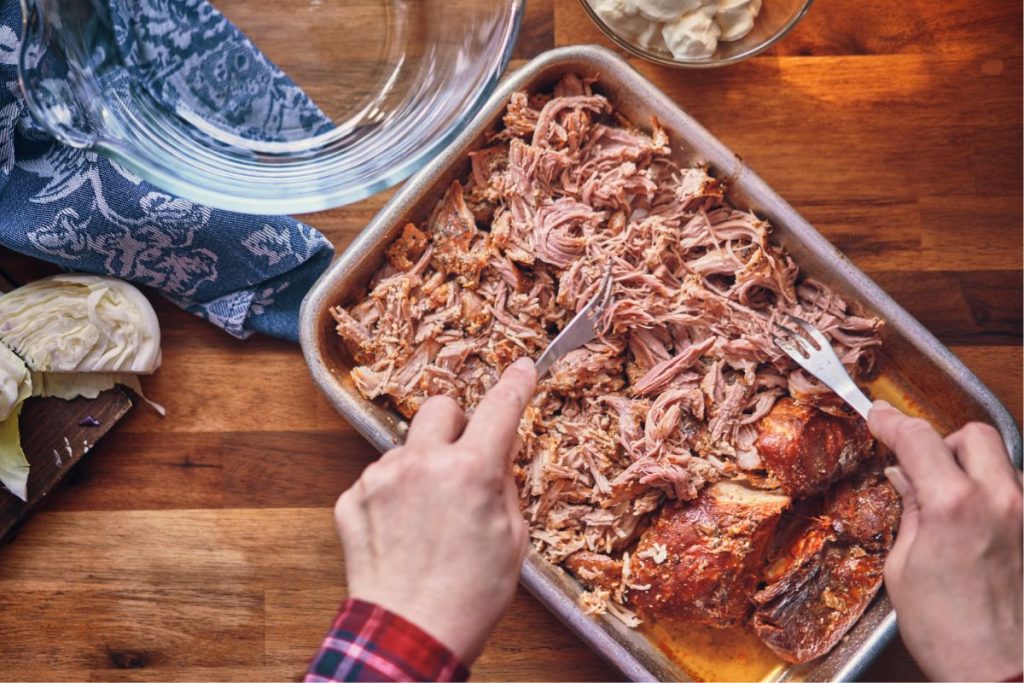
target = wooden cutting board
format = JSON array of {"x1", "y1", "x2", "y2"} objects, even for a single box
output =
[{"x1": 0, "y1": 274, "x2": 134, "y2": 545}]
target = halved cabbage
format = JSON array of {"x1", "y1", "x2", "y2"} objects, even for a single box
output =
[
  {"x1": 0, "y1": 342, "x2": 31, "y2": 423},
  {"x1": 0, "y1": 274, "x2": 161, "y2": 373}
]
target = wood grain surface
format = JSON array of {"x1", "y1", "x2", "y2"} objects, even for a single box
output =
[{"x1": 0, "y1": 0, "x2": 1020, "y2": 680}]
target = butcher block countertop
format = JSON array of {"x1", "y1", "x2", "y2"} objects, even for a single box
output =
[{"x1": 0, "y1": 0, "x2": 1020, "y2": 680}]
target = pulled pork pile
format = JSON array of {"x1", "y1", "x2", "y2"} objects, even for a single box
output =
[{"x1": 332, "y1": 73, "x2": 884, "y2": 625}]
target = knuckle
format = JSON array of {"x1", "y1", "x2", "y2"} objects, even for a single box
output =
[
  {"x1": 421, "y1": 452, "x2": 453, "y2": 478},
  {"x1": 334, "y1": 489, "x2": 360, "y2": 526},
  {"x1": 993, "y1": 489, "x2": 1024, "y2": 524},
  {"x1": 420, "y1": 394, "x2": 461, "y2": 415},
  {"x1": 960, "y1": 421, "x2": 1000, "y2": 442},
  {"x1": 334, "y1": 490, "x2": 352, "y2": 517},
  {"x1": 487, "y1": 385, "x2": 524, "y2": 411},
  {"x1": 894, "y1": 417, "x2": 933, "y2": 446},
  {"x1": 360, "y1": 461, "x2": 383, "y2": 483},
  {"x1": 489, "y1": 513, "x2": 515, "y2": 538},
  {"x1": 931, "y1": 482, "x2": 975, "y2": 519},
  {"x1": 506, "y1": 362, "x2": 535, "y2": 385},
  {"x1": 359, "y1": 461, "x2": 396, "y2": 494},
  {"x1": 456, "y1": 449, "x2": 501, "y2": 480},
  {"x1": 461, "y1": 456, "x2": 497, "y2": 484}
]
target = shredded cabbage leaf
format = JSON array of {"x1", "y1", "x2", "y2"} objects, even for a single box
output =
[
  {"x1": 0, "y1": 343, "x2": 31, "y2": 423},
  {"x1": 0, "y1": 274, "x2": 161, "y2": 374},
  {"x1": 0, "y1": 403, "x2": 29, "y2": 501}
]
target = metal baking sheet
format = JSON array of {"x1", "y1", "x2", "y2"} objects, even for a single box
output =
[{"x1": 300, "y1": 45, "x2": 1023, "y2": 681}]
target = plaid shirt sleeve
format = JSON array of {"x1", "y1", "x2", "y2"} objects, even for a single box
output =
[{"x1": 304, "y1": 599, "x2": 469, "y2": 682}]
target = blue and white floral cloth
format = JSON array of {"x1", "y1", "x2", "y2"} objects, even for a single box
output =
[{"x1": 0, "y1": 0, "x2": 334, "y2": 341}]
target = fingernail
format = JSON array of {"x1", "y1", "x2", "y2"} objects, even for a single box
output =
[
  {"x1": 884, "y1": 466, "x2": 913, "y2": 497},
  {"x1": 871, "y1": 399, "x2": 894, "y2": 414},
  {"x1": 511, "y1": 356, "x2": 536, "y2": 374}
]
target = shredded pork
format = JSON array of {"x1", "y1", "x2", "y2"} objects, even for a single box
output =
[{"x1": 332, "y1": 73, "x2": 883, "y2": 621}]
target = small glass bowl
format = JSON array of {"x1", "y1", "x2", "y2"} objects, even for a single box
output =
[
  {"x1": 579, "y1": 0, "x2": 813, "y2": 68},
  {"x1": 18, "y1": 0, "x2": 523, "y2": 215}
]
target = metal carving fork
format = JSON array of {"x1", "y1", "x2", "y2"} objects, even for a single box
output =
[
  {"x1": 773, "y1": 314, "x2": 873, "y2": 420},
  {"x1": 535, "y1": 266, "x2": 614, "y2": 378}
]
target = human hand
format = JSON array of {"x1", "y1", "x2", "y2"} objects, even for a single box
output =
[
  {"x1": 868, "y1": 401, "x2": 1023, "y2": 682},
  {"x1": 334, "y1": 357, "x2": 537, "y2": 665}
]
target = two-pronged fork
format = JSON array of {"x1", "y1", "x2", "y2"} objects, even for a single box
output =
[
  {"x1": 534, "y1": 266, "x2": 614, "y2": 377},
  {"x1": 773, "y1": 314, "x2": 873, "y2": 420}
]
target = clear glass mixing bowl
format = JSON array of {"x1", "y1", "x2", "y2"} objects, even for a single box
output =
[{"x1": 17, "y1": 0, "x2": 523, "y2": 214}]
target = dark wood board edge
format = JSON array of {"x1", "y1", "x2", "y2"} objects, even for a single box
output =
[{"x1": 0, "y1": 391, "x2": 134, "y2": 545}]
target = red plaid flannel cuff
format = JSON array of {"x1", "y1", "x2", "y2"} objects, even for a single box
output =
[{"x1": 304, "y1": 599, "x2": 469, "y2": 682}]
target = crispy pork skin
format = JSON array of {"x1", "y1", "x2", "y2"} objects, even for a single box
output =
[
  {"x1": 630, "y1": 481, "x2": 790, "y2": 627},
  {"x1": 756, "y1": 398, "x2": 874, "y2": 497},
  {"x1": 751, "y1": 471, "x2": 900, "y2": 663},
  {"x1": 753, "y1": 538, "x2": 885, "y2": 664},
  {"x1": 826, "y1": 470, "x2": 902, "y2": 551}
]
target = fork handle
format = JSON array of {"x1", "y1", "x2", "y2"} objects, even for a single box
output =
[
  {"x1": 835, "y1": 384, "x2": 874, "y2": 421},
  {"x1": 534, "y1": 347, "x2": 557, "y2": 378}
]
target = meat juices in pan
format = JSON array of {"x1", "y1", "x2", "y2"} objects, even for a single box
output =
[{"x1": 331, "y1": 72, "x2": 900, "y2": 664}]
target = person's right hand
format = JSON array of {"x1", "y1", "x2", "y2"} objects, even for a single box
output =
[
  {"x1": 333, "y1": 357, "x2": 536, "y2": 667},
  {"x1": 868, "y1": 401, "x2": 1023, "y2": 682}
]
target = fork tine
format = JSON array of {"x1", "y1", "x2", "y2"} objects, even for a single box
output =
[
  {"x1": 535, "y1": 265, "x2": 614, "y2": 377},
  {"x1": 772, "y1": 334, "x2": 808, "y2": 362},
  {"x1": 787, "y1": 314, "x2": 830, "y2": 351},
  {"x1": 600, "y1": 265, "x2": 614, "y2": 304},
  {"x1": 775, "y1": 316, "x2": 875, "y2": 420},
  {"x1": 588, "y1": 265, "x2": 614, "y2": 320},
  {"x1": 774, "y1": 323, "x2": 814, "y2": 356}
]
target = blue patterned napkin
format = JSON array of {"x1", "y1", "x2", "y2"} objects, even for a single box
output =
[{"x1": 0, "y1": 0, "x2": 334, "y2": 341}]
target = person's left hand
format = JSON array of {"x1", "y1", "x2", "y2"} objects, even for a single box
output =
[{"x1": 334, "y1": 357, "x2": 537, "y2": 665}]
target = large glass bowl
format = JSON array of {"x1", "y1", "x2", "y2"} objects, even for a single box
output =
[
  {"x1": 579, "y1": 0, "x2": 812, "y2": 68},
  {"x1": 17, "y1": 0, "x2": 523, "y2": 214}
]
